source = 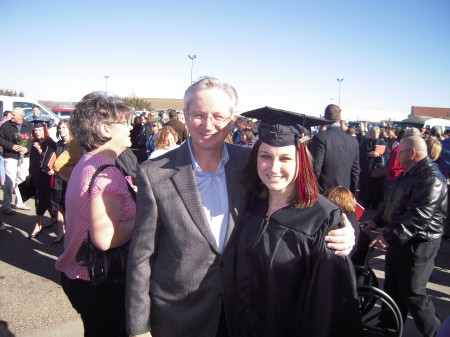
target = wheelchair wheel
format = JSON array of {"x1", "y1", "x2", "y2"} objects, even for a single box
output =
[
  {"x1": 357, "y1": 285, "x2": 403, "y2": 337},
  {"x1": 355, "y1": 265, "x2": 379, "y2": 315}
]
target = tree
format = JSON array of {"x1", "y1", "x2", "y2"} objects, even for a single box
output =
[
  {"x1": 124, "y1": 97, "x2": 153, "y2": 111},
  {"x1": 0, "y1": 89, "x2": 24, "y2": 96}
]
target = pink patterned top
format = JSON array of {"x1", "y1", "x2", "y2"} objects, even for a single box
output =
[{"x1": 55, "y1": 151, "x2": 136, "y2": 281}]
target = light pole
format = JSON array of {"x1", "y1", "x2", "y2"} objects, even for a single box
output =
[
  {"x1": 188, "y1": 55, "x2": 197, "y2": 84},
  {"x1": 103, "y1": 75, "x2": 110, "y2": 94},
  {"x1": 337, "y1": 78, "x2": 344, "y2": 106}
]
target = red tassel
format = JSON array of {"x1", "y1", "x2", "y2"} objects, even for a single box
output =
[{"x1": 296, "y1": 142, "x2": 317, "y2": 203}]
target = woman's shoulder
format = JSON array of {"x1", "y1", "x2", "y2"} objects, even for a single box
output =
[{"x1": 272, "y1": 195, "x2": 341, "y2": 235}]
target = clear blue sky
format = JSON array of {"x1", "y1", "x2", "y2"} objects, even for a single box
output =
[{"x1": 1, "y1": 0, "x2": 449, "y2": 120}]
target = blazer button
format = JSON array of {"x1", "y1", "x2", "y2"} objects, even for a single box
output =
[{"x1": 219, "y1": 262, "x2": 224, "y2": 268}]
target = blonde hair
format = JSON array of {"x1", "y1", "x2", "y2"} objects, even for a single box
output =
[{"x1": 426, "y1": 138, "x2": 442, "y2": 161}]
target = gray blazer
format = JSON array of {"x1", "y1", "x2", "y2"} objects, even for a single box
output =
[{"x1": 126, "y1": 141, "x2": 250, "y2": 337}]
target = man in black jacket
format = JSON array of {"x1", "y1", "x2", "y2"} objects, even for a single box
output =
[
  {"x1": 0, "y1": 107, "x2": 33, "y2": 214},
  {"x1": 361, "y1": 136, "x2": 447, "y2": 337},
  {"x1": 309, "y1": 104, "x2": 359, "y2": 194}
]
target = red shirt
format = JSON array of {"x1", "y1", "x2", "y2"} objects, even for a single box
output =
[{"x1": 386, "y1": 146, "x2": 405, "y2": 182}]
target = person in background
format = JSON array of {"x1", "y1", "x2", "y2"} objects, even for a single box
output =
[
  {"x1": 26, "y1": 105, "x2": 43, "y2": 122},
  {"x1": 27, "y1": 121, "x2": 57, "y2": 238},
  {"x1": 356, "y1": 122, "x2": 367, "y2": 144},
  {"x1": 324, "y1": 186, "x2": 372, "y2": 266},
  {"x1": 309, "y1": 104, "x2": 359, "y2": 195},
  {"x1": 232, "y1": 116, "x2": 247, "y2": 144},
  {"x1": 359, "y1": 126, "x2": 390, "y2": 209},
  {"x1": 144, "y1": 118, "x2": 160, "y2": 159},
  {"x1": 361, "y1": 136, "x2": 447, "y2": 337},
  {"x1": 0, "y1": 111, "x2": 12, "y2": 230},
  {"x1": 427, "y1": 138, "x2": 442, "y2": 162},
  {"x1": 346, "y1": 126, "x2": 357, "y2": 137},
  {"x1": 56, "y1": 92, "x2": 136, "y2": 337},
  {"x1": 148, "y1": 126, "x2": 179, "y2": 159},
  {"x1": 0, "y1": 110, "x2": 12, "y2": 186},
  {"x1": 237, "y1": 128, "x2": 254, "y2": 148},
  {"x1": 430, "y1": 126, "x2": 443, "y2": 140},
  {"x1": 164, "y1": 109, "x2": 188, "y2": 144},
  {"x1": 386, "y1": 127, "x2": 398, "y2": 150},
  {"x1": 437, "y1": 133, "x2": 450, "y2": 241},
  {"x1": 0, "y1": 107, "x2": 33, "y2": 214},
  {"x1": 51, "y1": 120, "x2": 73, "y2": 244}
]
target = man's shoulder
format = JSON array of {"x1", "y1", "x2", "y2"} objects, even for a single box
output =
[{"x1": 226, "y1": 142, "x2": 251, "y2": 159}]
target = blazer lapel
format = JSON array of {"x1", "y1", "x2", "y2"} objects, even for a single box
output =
[
  {"x1": 223, "y1": 144, "x2": 248, "y2": 250},
  {"x1": 171, "y1": 142, "x2": 219, "y2": 253}
]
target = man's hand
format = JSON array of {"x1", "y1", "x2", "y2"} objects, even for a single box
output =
[
  {"x1": 360, "y1": 220, "x2": 377, "y2": 231},
  {"x1": 369, "y1": 234, "x2": 389, "y2": 249},
  {"x1": 12, "y1": 144, "x2": 21, "y2": 152},
  {"x1": 325, "y1": 213, "x2": 355, "y2": 256}
]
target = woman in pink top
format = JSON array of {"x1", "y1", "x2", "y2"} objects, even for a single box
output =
[{"x1": 55, "y1": 92, "x2": 136, "y2": 337}]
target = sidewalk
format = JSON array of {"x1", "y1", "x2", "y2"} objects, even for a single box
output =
[{"x1": 1, "y1": 192, "x2": 449, "y2": 337}]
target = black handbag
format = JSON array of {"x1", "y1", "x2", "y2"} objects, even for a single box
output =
[{"x1": 76, "y1": 164, "x2": 134, "y2": 286}]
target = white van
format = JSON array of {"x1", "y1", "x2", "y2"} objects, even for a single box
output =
[
  {"x1": 0, "y1": 95, "x2": 61, "y2": 140},
  {"x1": 393, "y1": 116, "x2": 450, "y2": 132}
]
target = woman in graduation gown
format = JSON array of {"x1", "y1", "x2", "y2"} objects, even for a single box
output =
[
  {"x1": 27, "y1": 121, "x2": 57, "y2": 238},
  {"x1": 235, "y1": 107, "x2": 363, "y2": 337}
]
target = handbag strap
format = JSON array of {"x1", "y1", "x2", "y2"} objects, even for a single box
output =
[{"x1": 88, "y1": 164, "x2": 136, "y2": 200}]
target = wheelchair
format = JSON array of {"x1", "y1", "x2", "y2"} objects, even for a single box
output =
[{"x1": 354, "y1": 246, "x2": 403, "y2": 337}]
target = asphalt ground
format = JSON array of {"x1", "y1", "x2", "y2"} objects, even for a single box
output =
[{"x1": 0, "y1": 188, "x2": 449, "y2": 337}]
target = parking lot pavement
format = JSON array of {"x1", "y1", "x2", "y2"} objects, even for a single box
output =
[{"x1": 0, "y1": 192, "x2": 449, "y2": 337}]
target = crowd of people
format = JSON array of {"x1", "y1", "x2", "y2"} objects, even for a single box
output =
[{"x1": 0, "y1": 77, "x2": 448, "y2": 337}]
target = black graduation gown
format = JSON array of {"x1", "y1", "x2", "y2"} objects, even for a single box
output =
[
  {"x1": 235, "y1": 194, "x2": 362, "y2": 337},
  {"x1": 30, "y1": 138, "x2": 57, "y2": 215}
]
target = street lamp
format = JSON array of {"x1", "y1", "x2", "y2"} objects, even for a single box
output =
[
  {"x1": 188, "y1": 55, "x2": 197, "y2": 84},
  {"x1": 103, "y1": 75, "x2": 110, "y2": 94},
  {"x1": 337, "y1": 78, "x2": 344, "y2": 106}
]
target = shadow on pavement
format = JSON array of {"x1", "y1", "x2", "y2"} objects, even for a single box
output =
[{"x1": 0, "y1": 210, "x2": 63, "y2": 284}]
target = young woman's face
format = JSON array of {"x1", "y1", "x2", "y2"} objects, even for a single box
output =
[
  {"x1": 165, "y1": 133, "x2": 176, "y2": 147},
  {"x1": 58, "y1": 123, "x2": 69, "y2": 138},
  {"x1": 34, "y1": 127, "x2": 45, "y2": 140},
  {"x1": 257, "y1": 142, "x2": 297, "y2": 194}
]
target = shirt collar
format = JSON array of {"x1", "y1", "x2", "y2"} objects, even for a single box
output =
[{"x1": 187, "y1": 138, "x2": 229, "y2": 175}]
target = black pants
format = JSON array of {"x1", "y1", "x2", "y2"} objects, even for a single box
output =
[
  {"x1": 382, "y1": 239, "x2": 441, "y2": 337},
  {"x1": 61, "y1": 273, "x2": 127, "y2": 337}
]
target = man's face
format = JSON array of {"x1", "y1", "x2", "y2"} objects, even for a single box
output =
[
  {"x1": 11, "y1": 109, "x2": 24, "y2": 124},
  {"x1": 4, "y1": 113, "x2": 12, "y2": 121},
  {"x1": 184, "y1": 88, "x2": 235, "y2": 153},
  {"x1": 236, "y1": 121, "x2": 246, "y2": 131},
  {"x1": 397, "y1": 141, "x2": 413, "y2": 169},
  {"x1": 32, "y1": 107, "x2": 41, "y2": 117}
]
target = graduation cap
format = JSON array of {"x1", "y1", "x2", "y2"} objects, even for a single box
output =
[
  {"x1": 241, "y1": 106, "x2": 332, "y2": 147},
  {"x1": 30, "y1": 119, "x2": 47, "y2": 128}
]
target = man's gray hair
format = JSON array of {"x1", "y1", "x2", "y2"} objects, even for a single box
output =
[{"x1": 183, "y1": 77, "x2": 238, "y2": 114}]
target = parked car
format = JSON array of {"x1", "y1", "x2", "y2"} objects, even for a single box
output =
[
  {"x1": 0, "y1": 95, "x2": 61, "y2": 140},
  {"x1": 52, "y1": 108, "x2": 74, "y2": 120}
]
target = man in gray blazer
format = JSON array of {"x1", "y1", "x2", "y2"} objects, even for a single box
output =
[{"x1": 126, "y1": 77, "x2": 354, "y2": 337}]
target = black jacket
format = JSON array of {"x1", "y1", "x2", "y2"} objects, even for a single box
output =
[
  {"x1": 0, "y1": 120, "x2": 34, "y2": 159},
  {"x1": 374, "y1": 156, "x2": 447, "y2": 245},
  {"x1": 309, "y1": 126, "x2": 360, "y2": 194}
]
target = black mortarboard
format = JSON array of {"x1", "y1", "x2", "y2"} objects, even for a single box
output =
[
  {"x1": 30, "y1": 120, "x2": 46, "y2": 128},
  {"x1": 241, "y1": 106, "x2": 332, "y2": 147}
]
